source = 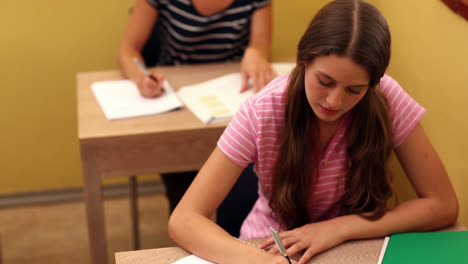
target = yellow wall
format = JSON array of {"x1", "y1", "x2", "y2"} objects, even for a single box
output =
[
  {"x1": 367, "y1": 0, "x2": 468, "y2": 227},
  {"x1": 0, "y1": 0, "x2": 134, "y2": 192},
  {"x1": 1, "y1": 0, "x2": 466, "y2": 226}
]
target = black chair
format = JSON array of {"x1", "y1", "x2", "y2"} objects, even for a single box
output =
[
  {"x1": 141, "y1": 21, "x2": 162, "y2": 67},
  {"x1": 217, "y1": 163, "x2": 258, "y2": 238}
]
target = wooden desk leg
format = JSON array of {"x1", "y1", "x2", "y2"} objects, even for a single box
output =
[
  {"x1": 0, "y1": 235, "x2": 2, "y2": 264},
  {"x1": 82, "y1": 159, "x2": 108, "y2": 264},
  {"x1": 129, "y1": 176, "x2": 140, "y2": 250}
]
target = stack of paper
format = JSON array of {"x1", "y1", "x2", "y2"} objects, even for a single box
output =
[
  {"x1": 91, "y1": 79, "x2": 182, "y2": 120},
  {"x1": 177, "y1": 62, "x2": 295, "y2": 124}
]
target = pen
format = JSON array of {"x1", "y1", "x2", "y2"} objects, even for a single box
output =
[
  {"x1": 133, "y1": 57, "x2": 160, "y2": 84},
  {"x1": 270, "y1": 227, "x2": 292, "y2": 264}
]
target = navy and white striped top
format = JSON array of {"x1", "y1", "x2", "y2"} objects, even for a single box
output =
[{"x1": 147, "y1": 0, "x2": 271, "y2": 65}]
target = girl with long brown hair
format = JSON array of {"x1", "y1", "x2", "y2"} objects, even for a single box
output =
[{"x1": 168, "y1": 0, "x2": 458, "y2": 263}]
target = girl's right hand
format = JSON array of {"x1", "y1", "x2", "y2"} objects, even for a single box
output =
[
  {"x1": 257, "y1": 251, "x2": 298, "y2": 264},
  {"x1": 135, "y1": 72, "x2": 165, "y2": 98},
  {"x1": 259, "y1": 219, "x2": 346, "y2": 264}
]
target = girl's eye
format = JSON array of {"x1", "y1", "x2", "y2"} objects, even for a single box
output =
[
  {"x1": 348, "y1": 87, "x2": 362, "y2": 94},
  {"x1": 318, "y1": 79, "x2": 334, "y2": 87}
]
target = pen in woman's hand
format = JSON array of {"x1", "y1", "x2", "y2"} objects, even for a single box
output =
[{"x1": 133, "y1": 57, "x2": 164, "y2": 92}]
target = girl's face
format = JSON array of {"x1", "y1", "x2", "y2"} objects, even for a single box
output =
[{"x1": 304, "y1": 54, "x2": 370, "y2": 126}]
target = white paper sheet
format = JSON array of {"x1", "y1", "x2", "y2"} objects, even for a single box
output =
[
  {"x1": 377, "y1": 236, "x2": 390, "y2": 264},
  {"x1": 172, "y1": 255, "x2": 214, "y2": 264},
  {"x1": 91, "y1": 79, "x2": 182, "y2": 120}
]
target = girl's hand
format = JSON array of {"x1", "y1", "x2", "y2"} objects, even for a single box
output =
[
  {"x1": 256, "y1": 251, "x2": 298, "y2": 264},
  {"x1": 259, "y1": 220, "x2": 347, "y2": 264},
  {"x1": 135, "y1": 72, "x2": 165, "y2": 98},
  {"x1": 240, "y1": 46, "x2": 276, "y2": 93}
]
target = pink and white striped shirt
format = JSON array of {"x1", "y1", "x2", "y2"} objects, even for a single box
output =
[{"x1": 217, "y1": 74, "x2": 425, "y2": 240}]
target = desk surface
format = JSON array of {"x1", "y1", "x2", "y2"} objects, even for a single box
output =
[
  {"x1": 77, "y1": 62, "x2": 240, "y2": 140},
  {"x1": 77, "y1": 62, "x2": 243, "y2": 178},
  {"x1": 78, "y1": 62, "x2": 248, "y2": 264},
  {"x1": 115, "y1": 223, "x2": 466, "y2": 264}
]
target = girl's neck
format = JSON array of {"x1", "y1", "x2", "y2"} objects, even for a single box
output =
[
  {"x1": 317, "y1": 117, "x2": 342, "y2": 154},
  {"x1": 318, "y1": 119, "x2": 341, "y2": 132}
]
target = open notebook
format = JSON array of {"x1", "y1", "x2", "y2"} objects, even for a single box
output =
[
  {"x1": 177, "y1": 62, "x2": 296, "y2": 124},
  {"x1": 172, "y1": 255, "x2": 213, "y2": 264},
  {"x1": 91, "y1": 79, "x2": 182, "y2": 120},
  {"x1": 172, "y1": 239, "x2": 257, "y2": 264}
]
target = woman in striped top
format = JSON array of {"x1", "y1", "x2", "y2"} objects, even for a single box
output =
[
  {"x1": 169, "y1": 1, "x2": 458, "y2": 263},
  {"x1": 118, "y1": 0, "x2": 273, "y2": 237},
  {"x1": 118, "y1": 0, "x2": 274, "y2": 97}
]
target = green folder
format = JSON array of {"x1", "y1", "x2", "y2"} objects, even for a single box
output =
[{"x1": 382, "y1": 231, "x2": 468, "y2": 263}]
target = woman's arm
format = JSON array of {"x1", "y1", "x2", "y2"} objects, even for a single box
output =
[
  {"x1": 241, "y1": 3, "x2": 276, "y2": 93},
  {"x1": 261, "y1": 123, "x2": 458, "y2": 264},
  {"x1": 169, "y1": 147, "x2": 289, "y2": 264},
  {"x1": 118, "y1": 0, "x2": 164, "y2": 97}
]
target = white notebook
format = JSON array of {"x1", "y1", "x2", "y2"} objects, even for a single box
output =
[
  {"x1": 91, "y1": 79, "x2": 182, "y2": 120},
  {"x1": 177, "y1": 62, "x2": 295, "y2": 124},
  {"x1": 172, "y1": 255, "x2": 213, "y2": 264}
]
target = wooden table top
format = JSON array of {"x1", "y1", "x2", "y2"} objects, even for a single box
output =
[
  {"x1": 115, "y1": 223, "x2": 466, "y2": 264},
  {"x1": 77, "y1": 62, "x2": 241, "y2": 140}
]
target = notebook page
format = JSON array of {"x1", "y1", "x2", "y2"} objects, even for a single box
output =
[
  {"x1": 177, "y1": 73, "x2": 252, "y2": 123},
  {"x1": 172, "y1": 238, "x2": 259, "y2": 264},
  {"x1": 177, "y1": 62, "x2": 295, "y2": 124},
  {"x1": 172, "y1": 255, "x2": 214, "y2": 264},
  {"x1": 91, "y1": 79, "x2": 182, "y2": 120}
]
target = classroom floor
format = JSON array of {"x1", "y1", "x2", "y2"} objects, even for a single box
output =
[{"x1": 0, "y1": 192, "x2": 176, "y2": 264}]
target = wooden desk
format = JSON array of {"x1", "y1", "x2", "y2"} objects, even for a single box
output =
[
  {"x1": 115, "y1": 223, "x2": 466, "y2": 264},
  {"x1": 78, "y1": 63, "x2": 241, "y2": 264}
]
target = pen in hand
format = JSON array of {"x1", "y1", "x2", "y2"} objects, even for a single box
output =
[
  {"x1": 270, "y1": 227, "x2": 292, "y2": 264},
  {"x1": 133, "y1": 57, "x2": 164, "y2": 93}
]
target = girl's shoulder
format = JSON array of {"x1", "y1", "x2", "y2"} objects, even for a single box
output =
[
  {"x1": 378, "y1": 74, "x2": 426, "y2": 147},
  {"x1": 249, "y1": 74, "x2": 290, "y2": 107},
  {"x1": 379, "y1": 74, "x2": 398, "y2": 92},
  {"x1": 378, "y1": 74, "x2": 408, "y2": 100}
]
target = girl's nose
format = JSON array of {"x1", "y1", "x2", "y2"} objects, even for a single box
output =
[{"x1": 326, "y1": 88, "x2": 344, "y2": 109}]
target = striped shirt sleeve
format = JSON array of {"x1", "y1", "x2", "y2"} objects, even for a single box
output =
[
  {"x1": 217, "y1": 97, "x2": 259, "y2": 168},
  {"x1": 253, "y1": 0, "x2": 272, "y2": 9},
  {"x1": 147, "y1": 0, "x2": 163, "y2": 9},
  {"x1": 379, "y1": 75, "x2": 426, "y2": 148}
]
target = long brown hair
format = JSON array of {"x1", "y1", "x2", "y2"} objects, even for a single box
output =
[{"x1": 270, "y1": 0, "x2": 393, "y2": 229}]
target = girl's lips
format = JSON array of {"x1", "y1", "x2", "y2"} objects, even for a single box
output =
[{"x1": 320, "y1": 105, "x2": 340, "y2": 115}]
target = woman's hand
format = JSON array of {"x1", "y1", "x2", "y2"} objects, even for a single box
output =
[
  {"x1": 135, "y1": 72, "x2": 165, "y2": 98},
  {"x1": 240, "y1": 46, "x2": 276, "y2": 93},
  {"x1": 259, "y1": 220, "x2": 347, "y2": 264}
]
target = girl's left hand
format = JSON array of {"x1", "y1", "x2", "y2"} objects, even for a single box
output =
[
  {"x1": 240, "y1": 46, "x2": 276, "y2": 93},
  {"x1": 259, "y1": 220, "x2": 347, "y2": 264}
]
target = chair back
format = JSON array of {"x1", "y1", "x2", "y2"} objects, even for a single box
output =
[{"x1": 141, "y1": 22, "x2": 162, "y2": 67}]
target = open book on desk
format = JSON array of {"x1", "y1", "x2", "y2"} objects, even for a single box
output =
[
  {"x1": 172, "y1": 238, "x2": 258, "y2": 264},
  {"x1": 177, "y1": 62, "x2": 295, "y2": 124},
  {"x1": 91, "y1": 79, "x2": 182, "y2": 120}
]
